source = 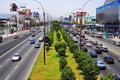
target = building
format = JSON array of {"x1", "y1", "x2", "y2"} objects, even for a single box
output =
[{"x1": 96, "y1": 0, "x2": 120, "y2": 33}]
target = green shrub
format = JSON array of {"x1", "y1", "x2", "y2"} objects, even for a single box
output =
[
  {"x1": 59, "y1": 57, "x2": 67, "y2": 71},
  {"x1": 58, "y1": 48, "x2": 66, "y2": 56},
  {"x1": 54, "y1": 41, "x2": 67, "y2": 52},
  {"x1": 61, "y1": 66, "x2": 76, "y2": 80}
]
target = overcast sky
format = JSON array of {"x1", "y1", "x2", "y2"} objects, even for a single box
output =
[{"x1": 0, "y1": 0, "x2": 105, "y2": 18}]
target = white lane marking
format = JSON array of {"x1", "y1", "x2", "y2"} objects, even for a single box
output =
[
  {"x1": 14, "y1": 65, "x2": 18, "y2": 70},
  {"x1": 5, "y1": 75, "x2": 10, "y2": 80},
  {"x1": 106, "y1": 65, "x2": 111, "y2": 69},
  {"x1": 103, "y1": 53, "x2": 108, "y2": 56}
]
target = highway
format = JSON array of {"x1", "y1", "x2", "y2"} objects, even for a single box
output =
[
  {"x1": 0, "y1": 29, "x2": 43, "y2": 80},
  {"x1": 73, "y1": 33, "x2": 120, "y2": 77},
  {"x1": 0, "y1": 31, "x2": 32, "y2": 56}
]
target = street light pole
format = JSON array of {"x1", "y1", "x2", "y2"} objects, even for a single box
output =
[
  {"x1": 33, "y1": 0, "x2": 46, "y2": 65},
  {"x1": 80, "y1": 0, "x2": 92, "y2": 50}
]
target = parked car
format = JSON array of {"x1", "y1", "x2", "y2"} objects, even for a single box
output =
[
  {"x1": 14, "y1": 35, "x2": 19, "y2": 39},
  {"x1": 12, "y1": 53, "x2": 21, "y2": 61},
  {"x1": 116, "y1": 41, "x2": 120, "y2": 46},
  {"x1": 104, "y1": 56, "x2": 114, "y2": 64},
  {"x1": 96, "y1": 60, "x2": 106, "y2": 70},
  {"x1": 90, "y1": 51, "x2": 97, "y2": 58}
]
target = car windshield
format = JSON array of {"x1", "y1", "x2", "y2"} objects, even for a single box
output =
[{"x1": 99, "y1": 62, "x2": 104, "y2": 64}]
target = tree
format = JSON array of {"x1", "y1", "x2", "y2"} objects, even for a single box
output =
[
  {"x1": 59, "y1": 57, "x2": 67, "y2": 71},
  {"x1": 101, "y1": 74, "x2": 114, "y2": 80},
  {"x1": 61, "y1": 66, "x2": 76, "y2": 80}
]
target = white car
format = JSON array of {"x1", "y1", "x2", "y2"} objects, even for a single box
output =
[
  {"x1": 39, "y1": 36, "x2": 44, "y2": 42},
  {"x1": 102, "y1": 46, "x2": 108, "y2": 52},
  {"x1": 86, "y1": 42, "x2": 92, "y2": 47},
  {"x1": 12, "y1": 53, "x2": 21, "y2": 61},
  {"x1": 96, "y1": 60, "x2": 106, "y2": 70}
]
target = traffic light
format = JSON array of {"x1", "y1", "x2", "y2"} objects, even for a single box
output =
[{"x1": 10, "y1": 3, "x2": 18, "y2": 11}]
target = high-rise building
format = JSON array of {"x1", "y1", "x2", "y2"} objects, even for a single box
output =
[{"x1": 96, "y1": 0, "x2": 120, "y2": 33}]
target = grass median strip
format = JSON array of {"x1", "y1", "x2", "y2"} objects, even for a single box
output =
[{"x1": 29, "y1": 46, "x2": 61, "y2": 80}]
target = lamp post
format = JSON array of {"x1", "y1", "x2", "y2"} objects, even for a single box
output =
[
  {"x1": 33, "y1": 0, "x2": 46, "y2": 65},
  {"x1": 79, "y1": 0, "x2": 92, "y2": 50}
]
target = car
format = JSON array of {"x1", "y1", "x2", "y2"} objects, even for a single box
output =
[
  {"x1": 29, "y1": 37, "x2": 34, "y2": 41},
  {"x1": 82, "y1": 46, "x2": 88, "y2": 52},
  {"x1": 39, "y1": 36, "x2": 44, "y2": 42},
  {"x1": 116, "y1": 41, "x2": 120, "y2": 46},
  {"x1": 90, "y1": 51, "x2": 97, "y2": 58},
  {"x1": 113, "y1": 74, "x2": 120, "y2": 80},
  {"x1": 35, "y1": 43, "x2": 40, "y2": 48},
  {"x1": 30, "y1": 39, "x2": 35, "y2": 44},
  {"x1": 92, "y1": 41, "x2": 98, "y2": 45},
  {"x1": 86, "y1": 42, "x2": 92, "y2": 47},
  {"x1": 12, "y1": 53, "x2": 21, "y2": 61},
  {"x1": 118, "y1": 57, "x2": 120, "y2": 62},
  {"x1": 104, "y1": 56, "x2": 114, "y2": 64},
  {"x1": 102, "y1": 46, "x2": 108, "y2": 52},
  {"x1": 31, "y1": 34, "x2": 35, "y2": 37},
  {"x1": 0, "y1": 35, "x2": 3, "y2": 42},
  {"x1": 96, "y1": 60, "x2": 106, "y2": 70},
  {"x1": 14, "y1": 35, "x2": 19, "y2": 39},
  {"x1": 95, "y1": 47, "x2": 102, "y2": 54}
]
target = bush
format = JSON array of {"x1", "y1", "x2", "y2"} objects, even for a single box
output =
[
  {"x1": 61, "y1": 66, "x2": 76, "y2": 80},
  {"x1": 59, "y1": 57, "x2": 67, "y2": 71},
  {"x1": 58, "y1": 48, "x2": 66, "y2": 56},
  {"x1": 54, "y1": 41, "x2": 67, "y2": 52}
]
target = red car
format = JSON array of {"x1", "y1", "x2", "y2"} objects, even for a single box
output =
[{"x1": 14, "y1": 35, "x2": 19, "y2": 39}]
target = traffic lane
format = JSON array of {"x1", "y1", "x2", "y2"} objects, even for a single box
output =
[
  {"x1": 0, "y1": 31, "x2": 31, "y2": 47},
  {"x1": 0, "y1": 35, "x2": 40, "y2": 80},
  {"x1": 0, "y1": 31, "x2": 41, "y2": 65},
  {"x1": 3, "y1": 34, "x2": 42, "y2": 80},
  {"x1": 0, "y1": 30, "x2": 39, "y2": 56},
  {"x1": 0, "y1": 38, "x2": 32, "y2": 80},
  {"x1": 87, "y1": 44, "x2": 120, "y2": 76},
  {"x1": 86, "y1": 46, "x2": 113, "y2": 76},
  {"x1": 8, "y1": 44, "x2": 41, "y2": 80}
]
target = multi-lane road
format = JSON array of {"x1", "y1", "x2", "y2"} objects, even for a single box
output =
[
  {"x1": 0, "y1": 29, "x2": 43, "y2": 80},
  {"x1": 82, "y1": 34, "x2": 120, "y2": 76}
]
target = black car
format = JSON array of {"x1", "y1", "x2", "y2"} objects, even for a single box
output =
[
  {"x1": 90, "y1": 51, "x2": 97, "y2": 58},
  {"x1": 32, "y1": 34, "x2": 35, "y2": 37},
  {"x1": 92, "y1": 41, "x2": 98, "y2": 45},
  {"x1": 95, "y1": 47, "x2": 102, "y2": 54},
  {"x1": 82, "y1": 46, "x2": 88, "y2": 52},
  {"x1": 104, "y1": 56, "x2": 114, "y2": 64},
  {"x1": 0, "y1": 35, "x2": 3, "y2": 43}
]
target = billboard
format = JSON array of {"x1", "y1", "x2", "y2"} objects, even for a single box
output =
[
  {"x1": 18, "y1": 9, "x2": 31, "y2": 16},
  {"x1": 76, "y1": 12, "x2": 87, "y2": 16}
]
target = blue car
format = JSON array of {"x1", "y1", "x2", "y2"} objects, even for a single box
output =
[{"x1": 30, "y1": 40, "x2": 35, "y2": 44}]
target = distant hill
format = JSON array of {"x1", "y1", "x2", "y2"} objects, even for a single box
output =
[{"x1": 0, "y1": 14, "x2": 12, "y2": 19}]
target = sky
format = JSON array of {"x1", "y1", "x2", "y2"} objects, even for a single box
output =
[{"x1": 0, "y1": 0, "x2": 105, "y2": 18}]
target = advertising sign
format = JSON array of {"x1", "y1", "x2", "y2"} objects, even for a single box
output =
[{"x1": 76, "y1": 12, "x2": 87, "y2": 16}]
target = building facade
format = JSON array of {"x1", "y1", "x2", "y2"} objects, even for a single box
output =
[{"x1": 96, "y1": 0, "x2": 120, "y2": 33}]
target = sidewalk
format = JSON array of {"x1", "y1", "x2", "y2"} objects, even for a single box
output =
[{"x1": 105, "y1": 36, "x2": 120, "y2": 42}]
